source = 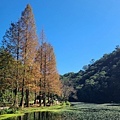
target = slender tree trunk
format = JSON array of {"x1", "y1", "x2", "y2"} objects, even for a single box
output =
[
  {"x1": 43, "y1": 76, "x2": 46, "y2": 106},
  {"x1": 25, "y1": 89, "x2": 29, "y2": 107},
  {"x1": 51, "y1": 93, "x2": 54, "y2": 105},
  {"x1": 20, "y1": 88, "x2": 24, "y2": 108},
  {"x1": 48, "y1": 92, "x2": 50, "y2": 104},
  {"x1": 43, "y1": 92, "x2": 46, "y2": 106},
  {"x1": 34, "y1": 91, "x2": 37, "y2": 104},
  {"x1": 14, "y1": 62, "x2": 19, "y2": 107},
  {"x1": 39, "y1": 91, "x2": 42, "y2": 106},
  {"x1": 34, "y1": 79, "x2": 37, "y2": 104},
  {"x1": 39, "y1": 79, "x2": 42, "y2": 106},
  {"x1": 14, "y1": 88, "x2": 18, "y2": 107},
  {"x1": 20, "y1": 78, "x2": 25, "y2": 108}
]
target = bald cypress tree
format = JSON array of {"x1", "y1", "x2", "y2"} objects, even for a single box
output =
[
  {"x1": 36, "y1": 30, "x2": 62, "y2": 106},
  {"x1": 20, "y1": 4, "x2": 38, "y2": 108},
  {"x1": 3, "y1": 4, "x2": 38, "y2": 107},
  {"x1": 47, "y1": 44, "x2": 62, "y2": 102},
  {"x1": 35, "y1": 30, "x2": 46, "y2": 106}
]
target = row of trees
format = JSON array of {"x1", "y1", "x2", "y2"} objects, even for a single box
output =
[{"x1": 0, "y1": 4, "x2": 62, "y2": 108}]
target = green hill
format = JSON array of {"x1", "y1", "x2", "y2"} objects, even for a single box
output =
[{"x1": 61, "y1": 46, "x2": 120, "y2": 103}]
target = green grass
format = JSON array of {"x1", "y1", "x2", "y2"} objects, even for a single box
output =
[
  {"x1": 1, "y1": 102, "x2": 120, "y2": 120},
  {"x1": 0, "y1": 103, "x2": 70, "y2": 120},
  {"x1": 0, "y1": 113, "x2": 24, "y2": 120}
]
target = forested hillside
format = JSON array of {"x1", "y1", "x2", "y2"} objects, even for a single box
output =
[{"x1": 61, "y1": 46, "x2": 120, "y2": 103}]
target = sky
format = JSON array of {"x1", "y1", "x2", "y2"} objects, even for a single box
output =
[{"x1": 1, "y1": 0, "x2": 120, "y2": 75}]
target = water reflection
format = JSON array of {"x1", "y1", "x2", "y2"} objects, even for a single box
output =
[
  {"x1": 21, "y1": 112, "x2": 62, "y2": 120},
  {"x1": 5, "y1": 112, "x2": 62, "y2": 120}
]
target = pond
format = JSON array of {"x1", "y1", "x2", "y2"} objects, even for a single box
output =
[
  {"x1": 5, "y1": 112, "x2": 62, "y2": 120},
  {"x1": 4, "y1": 102, "x2": 120, "y2": 120}
]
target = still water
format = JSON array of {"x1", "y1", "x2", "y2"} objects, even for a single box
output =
[{"x1": 5, "y1": 112, "x2": 63, "y2": 120}]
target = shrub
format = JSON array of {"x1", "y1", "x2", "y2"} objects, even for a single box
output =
[
  {"x1": 65, "y1": 101, "x2": 71, "y2": 106},
  {"x1": 7, "y1": 108, "x2": 16, "y2": 114},
  {"x1": 8, "y1": 106, "x2": 19, "y2": 114},
  {"x1": 0, "y1": 109, "x2": 8, "y2": 115},
  {"x1": 0, "y1": 107, "x2": 18, "y2": 115},
  {"x1": 60, "y1": 101, "x2": 71, "y2": 106}
]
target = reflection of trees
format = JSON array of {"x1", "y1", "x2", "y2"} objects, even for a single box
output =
[
  {"x1": 17, "y1": 116, "x2": 24, "y2": 120},
  {"x1": 14, "y1": 112, "x2": 63, "y2": 120},
  {"x1": 28, "y1": 112, "x2": 62, "y2": 120},
  {"x1": 24, "y1": 113, "x2": 28, "y2": 120}
]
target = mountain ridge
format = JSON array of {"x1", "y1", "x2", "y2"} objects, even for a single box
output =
[{"x1": 61, "y1": 46, "x2": 120, "y2": 103}]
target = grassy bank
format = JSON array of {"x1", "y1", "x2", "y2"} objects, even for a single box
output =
[
  {"x1": 0, "y1": 102, "x2": 70, "y2": 120},
  {"x1": 1, "y1": 102, "x2": 120, "y2": 120}
]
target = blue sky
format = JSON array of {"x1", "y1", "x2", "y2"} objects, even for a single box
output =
[{"x1": 1, "y1": 0, "x2": 120, "y2": 75}]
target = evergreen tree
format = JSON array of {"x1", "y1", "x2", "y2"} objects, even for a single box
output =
[
  {"x1": 2, "y1": 21, "x2": 23, "y2": 107},
  {"x1": 0, "y1": 48, "x2": 15, "y2": 104}
]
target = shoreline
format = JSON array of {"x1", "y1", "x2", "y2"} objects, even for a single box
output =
[{"x1": 0, "y1": 104, "x2": 70, "y2": 120}]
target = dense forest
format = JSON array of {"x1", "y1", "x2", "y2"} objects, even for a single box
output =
[
  {"x1": 61, "y1": 46, "x2": 120, "y2": 103},
  {"x1": 0, "y1": 4, "x2": 62, "y2": 108}
]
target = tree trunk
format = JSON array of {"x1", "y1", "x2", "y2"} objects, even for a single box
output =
[
  {"x1": 43, "y1": 92, "x2": 46, "y2": 106},
  {"x1": 34, "y1": 91, "x2": 37, "y2": 104},
  {"x1": 25, "y1": 89, "x2": 29, "y2": 107},
  {"x1": 14, "y1": 88, "x2": 19, "y2": 107},
  {"x1": 20, "y1": 88, "x2": 24, "y2": 108},
  {"x1": 48, "y1": 92, "x2": 50, "y2": 104},
  {"x1": 20, "y1": 78, "x2": 25, "y2": 108},
  {"x1": 39, "y1": 79, "x2": 42, "y2": 106},
  {"x1": 51, "y1": 93, "x2": 54, "y2": 105},
  {"x1": 39, "y1": 91, "x2": 42, "y2": 106}
]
